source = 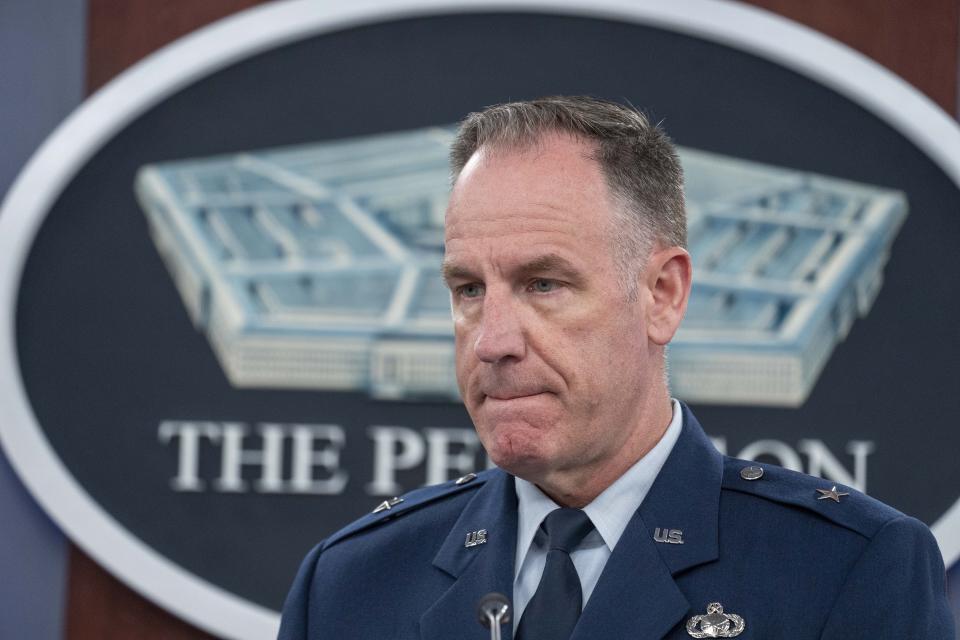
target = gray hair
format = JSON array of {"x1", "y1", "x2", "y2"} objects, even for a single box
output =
[{"x1": 450, "y1": 96, "x2": 686, "y2": 295}]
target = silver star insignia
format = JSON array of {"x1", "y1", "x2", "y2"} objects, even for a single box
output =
[{"x1": 816, "y1": 486, "x2": 850, "y2": 503}]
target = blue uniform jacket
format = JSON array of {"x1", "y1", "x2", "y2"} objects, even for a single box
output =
[{"x1": 278, "y1": 405, "x2": 955, "y2": 639}]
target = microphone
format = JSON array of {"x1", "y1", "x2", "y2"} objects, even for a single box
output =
[{"x1": 476, "y1": 592, "x2": 511, "y2": 640}]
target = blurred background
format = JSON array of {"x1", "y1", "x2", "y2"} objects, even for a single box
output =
[{"x1": 1, "y1": 1, "x2": 957, "y2": 638}]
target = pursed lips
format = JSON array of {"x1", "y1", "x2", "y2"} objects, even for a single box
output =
[{"x1": 482, "y1": 390, "x2": 550, "y2": 402}]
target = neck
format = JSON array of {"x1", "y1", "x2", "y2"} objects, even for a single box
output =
[{"x1": 535, "y1": 394, "x2": 675, "y2": 508}]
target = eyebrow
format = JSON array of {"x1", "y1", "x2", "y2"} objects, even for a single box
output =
[
  {"x1": 516, "y1": 253, "x2": 582, "y2": 281},
  {"x1": 441, "y1": 262, "x2": 475, "y2": 287},
  {"x1": 441, "y1": 252, "x2": 582, "y2": 287}
]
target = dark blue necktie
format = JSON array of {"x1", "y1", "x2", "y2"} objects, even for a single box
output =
[{"x1": 515, "y1": 508, "x2": 596, "y2": 640}]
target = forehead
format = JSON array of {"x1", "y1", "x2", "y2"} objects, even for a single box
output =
[{"x1": 444, "y1": 133, "x2": 617, "y2": 251}]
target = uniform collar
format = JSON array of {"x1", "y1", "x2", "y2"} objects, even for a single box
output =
[
  {"x1": 422, "y1": 403, "x2": 723, "y2": 640},
  {"x1": 571, "y1": 403, "x2": 723, "y2": 640},
  {"x1": 423, "y1": 470, "x2": 518, "y2": 639},
  {"x1": 637, "y1": 401, "x2": 723, "y2": 574},
  {"x1": 513, "y1": 398, "x2": 684, "y2": 574}
]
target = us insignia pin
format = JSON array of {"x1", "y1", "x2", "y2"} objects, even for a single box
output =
[
  {"x1": 686, "y1": 602, "x2": 745, "y2": 638},
  {"x1": 464, "y1": 529, "x2": 487, "y2": 548},
  {"x1": 653, "y1": 527, "x2": 684, "y2": 544}
]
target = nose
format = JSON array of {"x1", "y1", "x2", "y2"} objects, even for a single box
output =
[{"x1": 473, "y1": 290, "x2": 526, "y2": 363}]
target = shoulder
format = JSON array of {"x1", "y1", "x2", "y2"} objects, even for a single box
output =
[
  {"x1": 320, "y1": 469, "x2": 495, "y2": 551},
  {"x1": 707, "y1": 460, "x2": 952, "y2": 636},
  {"x1": 719, "y1": 456, "x2": 907, "y2": 540}
]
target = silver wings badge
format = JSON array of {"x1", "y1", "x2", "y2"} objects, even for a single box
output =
[{"x1": 686, "y1": 602, "x2": 745, "y2": 638}]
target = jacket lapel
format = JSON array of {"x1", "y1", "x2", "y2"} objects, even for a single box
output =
[
  {"x1": 420, "y1": 405, "x2": 722, "y2": 640},
  {"x1": 421, "y1": 471, "x2": 518, "y2": 640},
  {"x1": 572, "y1": 404, "x2": 723, "y2": 639},
  {"x1": 571, "y1": 508, "x2": 690, "y2": 640}
]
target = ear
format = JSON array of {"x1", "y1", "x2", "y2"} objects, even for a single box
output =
[{"x1": 643, "y1": 246, "x2": 692, "y2": 346}]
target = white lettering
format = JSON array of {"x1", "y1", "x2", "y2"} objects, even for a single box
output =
[
  {"x1": 846, "y1": 440, "x2": 876, "y2": 492},
  {"x1": 710, "y1": 436, "x2": 727, "y2": 455},
  {"x1": 158, "y1": 421, "x2": 221, "y2": 491},
  {"x1": 214, "y1": 423, "x2": 285, "y2": 493},
  {"x1": 159, "y1": 422, "x2": 875, "y2": 498},
  {"x1": 424, "y1": 428, "x2": 481, "y2": 485},
  {"x1": 737, "y1": 439, "x2": 804, "y2": 472},
  {"x1": 366, "y1": 426, "x2": 425, "y2": 495},
  {"x1": 798, "y1": 439, "x2": 875, "y2": 492},
  {"x1": 290, "y1": 424, "x2": 348, "y2": 494}
]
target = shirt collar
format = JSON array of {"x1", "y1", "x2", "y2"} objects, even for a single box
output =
[{"x1": 514, "y1": 399, "x2": 684, "y2": 571}]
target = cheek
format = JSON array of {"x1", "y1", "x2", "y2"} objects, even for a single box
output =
[
  {"x1": 452, "y1": 322, "x2": 472, "y2": 362},
  {"x1": 541, "y1": 320, "x2": 607, "y2": 380},
  {"x1": 554, "y1": 319, "x2": 644, "y2": 393},
  {"x1": 453, "y1": 327, "x2": 481, "y2": 405}
]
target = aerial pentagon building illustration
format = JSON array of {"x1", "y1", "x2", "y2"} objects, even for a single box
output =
[{"x1": 135, "y1": 126, "x2": 907, "y2": 407}]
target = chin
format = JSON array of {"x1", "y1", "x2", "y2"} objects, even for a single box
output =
[{"x1": 481, "y1": 424, "x2": 553, "y2": 478}]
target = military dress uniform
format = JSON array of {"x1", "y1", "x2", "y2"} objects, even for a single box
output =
[{"x1": 277, "y1": 404, "x2": 955, "y2": 639}]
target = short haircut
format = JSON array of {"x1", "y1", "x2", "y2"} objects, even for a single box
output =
[{"x1": 449, "y1": 96, "x2": 686, "y2": 292}]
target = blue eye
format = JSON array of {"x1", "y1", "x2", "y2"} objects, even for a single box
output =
[
  {"x1": 459, "y1": 283, "x2": 485, "y2": 298},
  {"x1": 531, "y1": 279, "x2": 556, "y2": 293}
]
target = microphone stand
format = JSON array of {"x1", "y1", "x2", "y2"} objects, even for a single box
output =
[{"x1": 477, "y1": 592, "x2": 511, "y2": 640}]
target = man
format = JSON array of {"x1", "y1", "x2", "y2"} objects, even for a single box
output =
[{"x1": 278, "y1": 97, "x2": 954, "y2": 639}]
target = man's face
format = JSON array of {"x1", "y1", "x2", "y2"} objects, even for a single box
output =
[{"x1": 443, "y1": 133, "x2": 662, "y2": 488}]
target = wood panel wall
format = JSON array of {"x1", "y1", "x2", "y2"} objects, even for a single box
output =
[
  {"x1": 742, "y1": 0, "x2": 959, "y2": 115},
  {"x1": 68, "y1": 1, "x2": 959, "y2": 638}
]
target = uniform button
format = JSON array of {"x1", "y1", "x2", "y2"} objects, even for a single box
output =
[{"x1": 740, "y1": 465, "x2": 764, "y2": 481}]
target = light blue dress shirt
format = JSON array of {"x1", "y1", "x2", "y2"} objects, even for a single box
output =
[{"x1": 512, "y1": 399, "x2": 684, "y2": 630}]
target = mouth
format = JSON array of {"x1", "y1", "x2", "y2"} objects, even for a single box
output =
[{"x1": 484, "y1": 391, "x2": 549, "y2": 402}]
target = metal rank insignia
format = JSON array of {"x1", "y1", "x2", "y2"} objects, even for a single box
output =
[
  {"x1": 686, "y1": 602, "x2": 745, "y2": 638},
  {"x1": 372, "y1": 496, "x2": 403, "y2": 514},
  {"x1": 455, "y1": 473, "x2": 477, "y2": 485},
  {"x1": 816, "y1": 485, "x2": 850, "y2": 503}
]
